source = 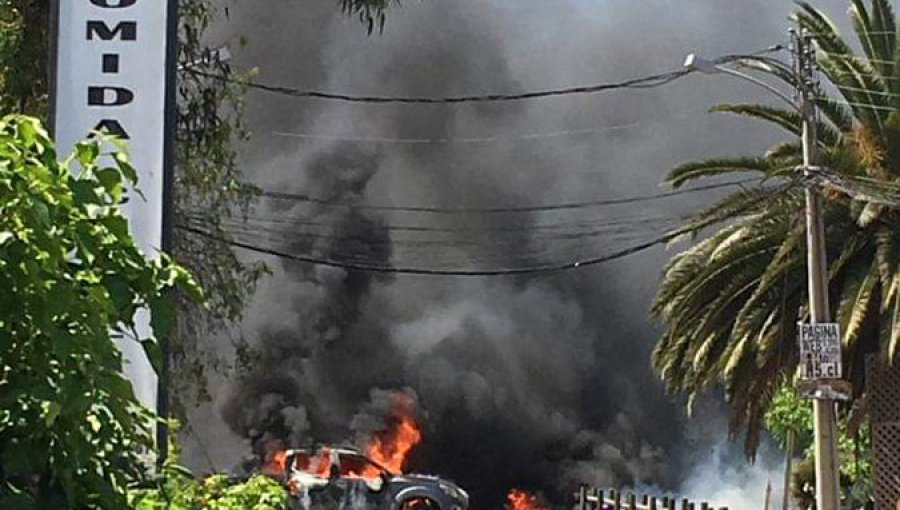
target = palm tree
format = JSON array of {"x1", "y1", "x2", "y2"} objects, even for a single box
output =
[{"x1": 652, "y1": 0, "x2": 900, "y2": 456}]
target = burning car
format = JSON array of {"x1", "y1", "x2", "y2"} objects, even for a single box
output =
[{"x1": 281, "y1": 445, "x2": 469, "y2": 510}]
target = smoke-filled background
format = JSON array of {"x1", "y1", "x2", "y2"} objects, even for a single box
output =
[{"x1": 183, "y1": 1, "x2": 851, "y2": 508}]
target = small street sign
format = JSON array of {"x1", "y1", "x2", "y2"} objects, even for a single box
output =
[{"x1": 798, "y1": 322, "x2": 842, "y2": 380}]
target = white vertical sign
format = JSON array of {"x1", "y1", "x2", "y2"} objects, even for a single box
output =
[
  {"x1": 798, "y1": 322, "x2": 843, "y2": 380},
  {"x1": 53, "y1": 0, "x2": 174, "y2": 412}
]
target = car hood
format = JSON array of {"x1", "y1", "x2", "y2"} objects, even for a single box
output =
[
  {"x1": 390, "y1": 474, "x2": 467, "y2": 499},
  {"x1": 390, "y1": 473, "x2": 443, "y2": 485}
]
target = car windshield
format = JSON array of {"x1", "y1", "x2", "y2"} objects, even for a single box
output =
[
  {"x1": 290, "y1": 450, "x2": 331, "y2": 477},
  {"x1": 339, "y1": 453, "x2": 382, "y2": 480}
]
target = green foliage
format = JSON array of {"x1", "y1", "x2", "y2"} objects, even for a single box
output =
[
  {"x1": 0, "y1": 0, "x2": 398, "y2": 420},
  {"x1": 130, "y1": 426, "x2": 288, "y2": 510},
  {"x1": 652, "y1": 0, "x2": 900, "y2": 456},
  {"x1": 764, "y1": 384, "x2": 815, "y2": 452},
  {"x1": 0, "y1": 1, "x2": 49, "y2": 115},
  {"x1": 131, "y1": 445, "x2": 288, "y2": 510},
  {"x1": 0, "y1": 115, "x2": 200, "y2": 508},
  {"x1": 132, "y1": 473, "x2": 288, "y2": 510},
  {"x1": 764, "y1": 383, "x2": 873, "y2": 503},
  {"x1": 171, "y1": 0, "x2": 268, "y2": 408}
]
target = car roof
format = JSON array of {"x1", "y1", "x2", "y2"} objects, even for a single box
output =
[
  {"x1": 285, "y1": 444, "x2": 364, "y2": 456},
  {"x1": 284, "y1": 445, "x2": 392, "y2": 473}
]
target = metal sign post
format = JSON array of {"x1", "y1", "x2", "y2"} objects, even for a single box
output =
[
  {"x1": 797, "y1": 322, "x2": 851, "y2": 401},
  {"x1": 50, "y1": 0, "x2": 178, "y2": 459},
  {"x1": 799, "y1": 323, "x2": 842, "y2": 380}
]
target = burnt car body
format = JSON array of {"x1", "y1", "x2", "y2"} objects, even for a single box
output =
[{"x1": 283, "y1": 446, "x2": 468, "y2": 510}]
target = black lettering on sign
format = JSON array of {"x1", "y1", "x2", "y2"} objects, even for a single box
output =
[
  {"x1": 88, "y1": 86, "x2": 134, "y2": 106},
  {"x1": 89, "y1": 0, "x2": 138, "y2": 7},
  {"x1": 102, "y1": 54, "x2": 120, "y2": 74},
  {"x1": 86, "y1": 21, "x2": 137, "y2": 41},
  {"x1": 92, "y1": 119, "x2": 130, "y2": 140}
]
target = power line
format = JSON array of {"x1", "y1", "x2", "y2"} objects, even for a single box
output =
[
  {"x1": 189, "y1": 68, "x2": 692, "y2": 104},
  {"x1": 182, "y1": 211, "x2": 679, "y2": 234},
  {"x1": 835, "y1": 100, "x2": 897, "y2": 112},
  {"x1": 269, "y1": 111, "x2": 708, "y2": 145},
  {"x1": 183, "y1": 218, "x2": 679, "y2": 252},
  {"x1": 255, "y1": 178, "x2": 763, "y2": 214},
  {"x1": 271, "y1": 123, "x2": 639, "y2": 144},
  {"x1": 833, "y1": 84, "x2": 900, "y2": 97},
  {"x1": 176, "y1": 223, "x2": 679, "y2": 275},
  {"x1": 188, "y1": 48, "x2": 786, "y2": 106},
  {"x1": 176, "y1": 180, "x2": 798, "y2": 275}
]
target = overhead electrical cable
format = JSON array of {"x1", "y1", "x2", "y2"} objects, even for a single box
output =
[
  {"x1": 187, "y1": 48, "x2": 783, "y2": 105},
  {"x1": 254, "y1": 177, "x2": 763, "y2": 214},
  {"x1": 180, "y1": 211, "x2": 679, "y2": 234},
  {"x1": 176, "y1": 180, "x2": 798, "y2": 276},
  {"x1": 184, "y1": 217, "x2": 680, "y2": 248},
  {"x1": 833, "y1": 100, "x2": 898, "y2": 112},
  {"x1": 811, "y1": 168, "x2": 900, "y2": 207},
  {"x1": 833, "y1": 84, "x2": 900, "y2": 97},
  {"x1": 189, "y1": 68, "x2": 693, "y2": 104},
  {"x1": 178, "y1": 223, "x2": 681, "y2": 275},
  {"x1": 269, "y1": 111, "x2": 713, "y2": 145}
]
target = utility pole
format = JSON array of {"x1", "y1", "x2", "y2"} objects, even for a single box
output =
[
  {"x1": 782, "y1": 429, "x2": 795, "y2": 510},
  {"x1": 794, "y1": 29, "x2": 842, "y2": 510}
]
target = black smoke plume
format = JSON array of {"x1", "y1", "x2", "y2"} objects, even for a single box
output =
[{"x1": 187, "y1": 1, "x2": 850, "y2": 508}]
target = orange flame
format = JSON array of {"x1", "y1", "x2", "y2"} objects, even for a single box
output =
[
  {"x1": 362, "y1": 393, "x2": 422, "y2": 476},
  {"x1": 507, "y1": 489, "x2": 549, "y2": 510},
  {"x1": 315, "y1": 448, "x2": 333, "y2": 477},
  {"x1": 271, "y1": 450, "x2": 287, "y2": 472},
  {"x1": 261, "y1": 437, "x2": 288, "y2": 476}
]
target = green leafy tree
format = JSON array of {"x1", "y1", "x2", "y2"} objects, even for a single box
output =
[
  {"x1": 765, "y1": 385, "x2": 873, "y2": 504},
  {"x1": 0, "y1": 115, "x2": 200, "y2": 508},
  {"x1": 130, "y1": 432, "x2": 288, "y2": 510},
  {"x1": 652, "y1": 0, "x2": 900, "y2": 455},
  {"x1": 0, "y1": 0, "x2": 397, "y2": 412},
  {"x1": 0, "y1": 0, "x2": 48, "y2": 114},
  {"x1": 132, "y1": 473, "x2": 288, "y2": 510}
]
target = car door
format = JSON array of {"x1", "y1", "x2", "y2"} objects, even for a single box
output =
[{"x1": 338, "y1": 452, "x2": 392, "y2": 509}]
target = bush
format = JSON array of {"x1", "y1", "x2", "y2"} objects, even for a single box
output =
[
  {"x1": 131, "y1": 471, "x2": 288, "y2": 510},
  {"x1": 0, "y1": 115, "x2": 200, "y2": 508}
]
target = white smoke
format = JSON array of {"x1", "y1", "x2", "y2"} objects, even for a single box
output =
[{"x1": 680, "y1": 441, "x2": 785, "y2": 510}]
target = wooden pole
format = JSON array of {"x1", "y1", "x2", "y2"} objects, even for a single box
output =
[{"x1": 783, "y1": 429, "x2": 795, "y2": 510}]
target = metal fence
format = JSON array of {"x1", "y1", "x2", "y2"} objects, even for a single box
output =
[
  {"x1": 574, "y1": 486, "x2": 727, "y2": 510},
  {"x1": 869, "y1": 357, "x2": 900, "y2": 510}
]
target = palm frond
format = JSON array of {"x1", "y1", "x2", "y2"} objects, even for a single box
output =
[
  {"x1": 836, "y1": 258, "x2": 879, "y2": 348},
  {"x1": 796, "y1": 2, "x2": 891, "y2": 132},
  {"x1": 712, "y1": 104, "x2": 841, "y2": 147},
  {"x1": 654, "y1": 0, "x2": 900, "y2": 458},
  {"x1": 850, "y1": 0, "x2": 896, "y2": 79},
  {"x1": 667, "y1": 157, "x2": 778, "y2": 188},
  {"x1": 816, "y1": 95, "x2": 856, "y2": 134}
]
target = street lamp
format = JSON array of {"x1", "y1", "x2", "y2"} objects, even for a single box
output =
[
  {"x1": 684, "y1": 36, "x2": 843, "y2": 510},
  {"x1": 683, "y1": 53, "x2": 797, "y2": 109}
]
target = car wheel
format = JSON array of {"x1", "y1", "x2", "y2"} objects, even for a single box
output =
[{"x1": 400, "y1": 497, "x2": 441, "y2": 510}]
